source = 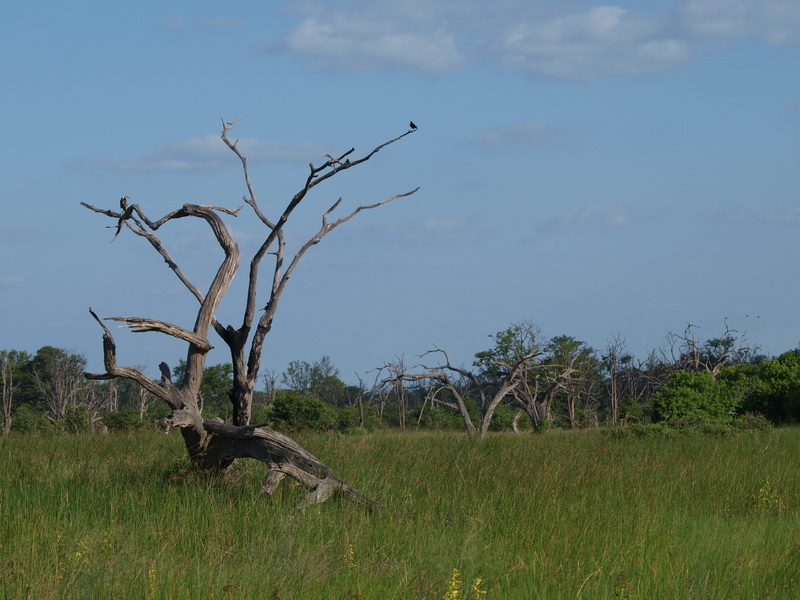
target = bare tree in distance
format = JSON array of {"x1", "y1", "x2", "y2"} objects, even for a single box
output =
[
  {"x1": 81, "y1": 120, "x2": 419, "y2": 509},
  {"x1": 603, "y1": 334, "x2": 629, "y2": 426},
  {"x1": 663, "y1": 320, "x2": 758, "y2": 378},
  {"x1": 375, "y1": 340, "x2": 541, "y2": 437},
  {"x1": 0, "y1": 351, "x2": 26, "y2": 436}
]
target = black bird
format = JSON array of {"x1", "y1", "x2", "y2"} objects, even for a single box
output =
[
  {"x1": 409, "y1": 121, "x2": 417, "y2": 130},
  {"x1": 119, "y1": 195, "x2": 129, "y2": 210}
]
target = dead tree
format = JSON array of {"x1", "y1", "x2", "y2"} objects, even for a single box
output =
[
  {"x1": 81, "y1": 120, "x2": 419, "y2": 509},
  {"x1": 663, "y1": 320, "x2": 758, "y2": 379},
  {"x1": 1, "y1": 353, "x2": 16, "y2": 436},
  {"x1": 378, "y1": 346, "x2": 538, "y2": 437},
  {"x1": 603, "y1": 334, "x2": 629, "y2": 426}
]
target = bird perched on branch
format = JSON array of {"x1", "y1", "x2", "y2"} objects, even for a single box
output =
[
  {"x1": 111, "y1": 195, "x2": 133, "y2": 242},
  {"x1": 409, "y1": 121, "x2": 417, "y2": 130}
]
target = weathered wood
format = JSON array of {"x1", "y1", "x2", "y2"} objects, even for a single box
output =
[
  {"x1": 161, "y1": 412, "x2": 384, "y2": 511},
  {"x1": 82, "y1": 122, "x2": 417, "y2": 509}
]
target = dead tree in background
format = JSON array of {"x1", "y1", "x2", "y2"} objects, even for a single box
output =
[
  {"x1": 1, "y1": 352, "x2": 18, "y2": 436},
  {"x1": 378, "y1": 346, "x2": 538, "y2": 437},
  {"x1": 81, "y1": 121, "x2": 418, "y2": 509},
  {"x1": 603, "y1": 334, "x2": 629, "y2": 426},
  {"x1": 664, "y1": 320, "x2": 758, "y2": 378}
]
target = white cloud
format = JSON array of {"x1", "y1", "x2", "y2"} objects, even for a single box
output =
[
  {"x1": 80, "y1": 135, "x2": 334, "y2": 173},
  {"x1": 537, "y1": 204, "x2": 632, "y2": 232},
  {"x1": 268, "y1": 1, "x2": 797, "y2": 79},
  {"x1": 272, "y1": 13, "x2": 464, "y2": 72},
  {"x1": 680, "y1": 0, "x2": 800, "y2": 45},
  {"x1": 475, "y1": 122, "x2": 567, "y2": 149},
  {"x1": 486, "y1": 6, "x2": 691, "y2": 80}
]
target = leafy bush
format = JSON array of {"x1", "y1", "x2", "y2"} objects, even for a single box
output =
[
  {"x1": 732, "y1": 412, "x2": 772, "y2": 431},
  {"x1": 102, "y1": 408, "x2": 144, "y2": 431},
  {"x1": 605, "y1": 412, "x2": 772, "y2": 439},
  {"x1": 651, "y1": 370, "x2": 740, "y2": 422},
  {"x1": 738, "y1": 351, "x2": 800, "y2": 423},
  {"x1": 62, "y1": 406, "x2": 89, "y2": 433},
  {"x1": 10, "y1": 404, "x2": 53, "y2": 434},
  {"x1": 336, "y1": 406, "x2": 362, "y2": 431},
  {"x1": 488, "y1": 402, "x2": 518, "y2": 431},
  {"x1": 414, "y1": 403, "x2": 467, "y2": 431},
  {"x1": 250, "y1": 402, "x2": 272, "y2": 425},
  {"x1": 270, "y1": 390, "x2": 338, "y2": 432}
]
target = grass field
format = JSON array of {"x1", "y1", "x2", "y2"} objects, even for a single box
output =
[{"x1": 2, "y1": 427, "x2": 800, "y2": 599}]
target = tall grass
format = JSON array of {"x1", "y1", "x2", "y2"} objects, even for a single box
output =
[{"x1": 2, "y1": 427, "x2": 799, "y2": 598}]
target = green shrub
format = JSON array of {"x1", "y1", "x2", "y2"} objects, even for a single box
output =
[
  {"x1": 144, "y1": 402, "x2": 171, "y2": 421},
  {"x1": 250, "y1": 402, "x2": 272, "y2": 425},
  {"x1": 651, "y1": 370, "x2": 740, "y2": 422},
  {"x1": 10, "y1": 404, "x2": 53, "y2": 434},
  {"x1": 733, "y1": 412, "x2": 772, "y2": 431},
  {"x1": 336, "y1": 406, "x2": 361, "y2": 431},
  {"x1": 270, "y1": 390, "x2": 338, "y2": 431},
  {"x1": 102, "y1": 408, "x2": 145, "y2": 431},
  {"x1": 414, "y1": 403, "x2": 466, "y2": 430},
  {"x1": 488, "y1": 402, "x2": 518, "y2": 431},
  {"x1": 62, "y1": 406, "x2": 89, "y2": 433}
]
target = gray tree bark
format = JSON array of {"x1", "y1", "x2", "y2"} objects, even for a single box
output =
[{"x1": 82, "y1": 121, "x2": 418, "y2": 509}]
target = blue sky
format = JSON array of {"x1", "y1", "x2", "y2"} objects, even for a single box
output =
[{"x1": 2, "y1": 0, "x2": 799, "y2": 384}]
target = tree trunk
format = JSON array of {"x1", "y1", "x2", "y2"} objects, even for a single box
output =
[
  {"x1": 1, "y1": 356, "x2": 12, "y2": 436},
  {"x1": 163, "y1": 408, "x2": 383, "y2": 511},
  {"x1": 511, "y1": 410, "x2": 523, "y2": 433}
]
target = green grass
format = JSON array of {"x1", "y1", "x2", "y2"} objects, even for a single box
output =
[{"x1": 2, "y1": 427, "x2": 800, "y2": 598}]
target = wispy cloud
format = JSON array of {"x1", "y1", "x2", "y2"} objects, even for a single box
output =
[
  {"x1": 368, "y1": 214, "x2": 487, "y2": 246},
  {"x1": 0, "y1": 276, "x2": 26, "y2": 289},
  {"x1": 269, "y1": 13, "x2": 463, "y2": 72},
  {"x1": 74, "y1": 135, "x2": 334, "y2": 173},
  {"x1": 267, "y1": 1, "x2": 797, "y2": 80},
  {"x1": 537, "y1": 204, "x2": 633, "y2": 232},
  {"x1": 474, "y1": 122, "x2": 568, "y2": 150},
  {"x1": 485, "y1": 6, "x2": 691, "y2": 80},
  {"x1": 679, "y1": 0, "x2": 800, "y2": 45},
  {"x1": 713, "y1": 207, "x2": 800, "y2": 225}
]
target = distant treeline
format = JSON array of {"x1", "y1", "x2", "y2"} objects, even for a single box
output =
[{"x1": 2, "y1": 321, "x2": 799, "y2": 435}]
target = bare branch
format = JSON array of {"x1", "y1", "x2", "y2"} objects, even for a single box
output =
[
  {"x1": 220, "y1": 118, "x2": 275, "y2": 229},
  {"x1": 83, "y1": 309, "x2": 174, "y2": 405},
  {"x1": 105, "y1": 316, "x2": 213, "y2": 352}
]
